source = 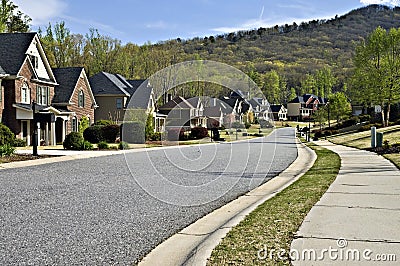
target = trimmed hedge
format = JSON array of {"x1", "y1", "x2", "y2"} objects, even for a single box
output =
[
  {"x1": 94, "y1": 120, "x2": 114, "y2": 126},
  {"x1": 63, "y1": 132, "x2": 84, "y2": 150},
  {"x1": 83, "y1": 125, "x2": 104, "y2": 143},
  {"x1": 121, "y1": 122, "x2": 145, "y2": 144},
  {"x1": 102, "y1": 124, "x2": 120, "y2": 143},
  {"x1": 167, "y1": 128, "x2": 185, "y2": 141},
  {"x1": 190, "y1": 127, "x2": 208, "y2": 139}
]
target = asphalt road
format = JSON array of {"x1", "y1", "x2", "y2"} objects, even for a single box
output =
[{"x1": 0, "y1": 127, "x2": 297, "y2": 265}]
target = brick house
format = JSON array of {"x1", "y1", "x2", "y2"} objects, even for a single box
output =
[
  {"x1": 0, "y1": 33, "x2": 58, "y2": 145},
  {"x1": 287, "y1": 94, "x2": 327, "y2": 121},
  {"x1": 52, "y1": 67, "x2": 97, "y2": 143},
  {"x1": 0, "y1": 33, "x2": 97, "y2": 145}
]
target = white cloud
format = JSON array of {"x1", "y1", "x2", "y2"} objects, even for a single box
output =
[
  {"x1": 360, "y1": 0, "x2": 400, "y2": 6},
  {"x1": 12, "y1": 0, "x2": 68, "y2": 25},
  {"x1": 145, "y1": 21, "x2": 172, "y2": 29}
]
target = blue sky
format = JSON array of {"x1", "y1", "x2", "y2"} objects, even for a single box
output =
[{"x1": 13, "y1": 0, "x2": 400, "y2": 45}]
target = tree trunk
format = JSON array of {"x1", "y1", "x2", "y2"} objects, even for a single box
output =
[
  {"x1": 381, "y1": 105, "x2": 386, "y2": 127},
  {"x1": 386, "y1": 103, "x2": 391, "y2": 128}
]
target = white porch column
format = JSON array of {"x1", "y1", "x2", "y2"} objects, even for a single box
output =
[
  {"x1": 45, "y1": 122, "x2": 49, "y2": 146},
  {"x1": 61, "y1": 120, "x2": 66, "y2": 143},
  {"x1": 36, "y1": 122, "x2": 40, "y2": 147},
  {"x1": 50, "y1": 121, "x2": 56, "y2": 146}
]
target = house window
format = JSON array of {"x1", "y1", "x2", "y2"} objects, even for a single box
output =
[
  {"x1": 116, "y1": 98, "x2": 123, "y2": 109},
  {"x1": 78, "y1": 90, "x2": 85, "y2": 107},
  {"x1": 37, "y1": 86, "x2": 49, "y2": 105},
  {"x1": 21, "y1": 83, "x2": 30, "y2": 104},
  {"x1": 29, "y1": 55, "x2": 38, "y2": 69},
  {"x1": 72, "y1": 117, "x2": 78, "y2": 132}
]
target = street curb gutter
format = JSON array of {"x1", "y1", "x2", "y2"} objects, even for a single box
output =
[{"x1": 139, "y1": 138, "x2": 317, "y2": 266}]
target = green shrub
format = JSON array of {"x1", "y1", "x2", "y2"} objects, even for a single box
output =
[
  {"x1": 101, "y1": 124, "x2": 120, "y2": 143},
  {"x1": 13, "y1": 138, "x2": 27, "y2": 147},
  {"x1": 81, "y1": 140, "x2": 93, "y2": 150},
  {"x1": 121, "y1": 122, "x2": 145, "y2": 144},
  {"x1": 231, "y1": 121, "x2": 245, "y2": 129},
  {"x1": 63, "y1": 132, "x2": 84, "y2": 150},
  {"x1": 145, "y1": 114, "x2": 155, "y2": 141},
  {"x1": 94, "y1": 120, "x2": 114, "y2": 126},
  {"x1": 244, "y1": 122, "x2": 251, "y2": 129},
  {"x1": 259, "y1": 120, "x2": 274, "y2": 128},
  {"x1": 341, "y1": 116, "x2": 360, "y2": 128},
  {"x1": 189, "y1": 127, "x2": 209, "y2": 139},
  {"x1": 0, "y1": 144, "x2": 15, "y2": 157},
  {"x1": 148, "y1": 132, "x2": 163, "y2": 141},
  {"x1": 167, "y1": 128, "x2": 186, "y2": 141},
  {"x1": 83, "y1": 125, "x2": 104, "y2": 143},
  {"x1": 97, "y1": 141, "x2": 109, "y2": 150},
  {"x1": 0, "y1": 123, "x2": 16, "y2": 146},
  {"x1": 78, "y1": 116, "x2": 90, "y2": 134},
  {"x1": 359, "y1": 114, "x2": 371, "y2": 123},
  {"x1": 119, "y1": 141, "x2": 129, "y2": 150}
]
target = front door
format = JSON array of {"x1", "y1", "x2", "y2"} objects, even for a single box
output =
[{"x1": 21, "y1": 120, "x2": 30, "y2": 146}]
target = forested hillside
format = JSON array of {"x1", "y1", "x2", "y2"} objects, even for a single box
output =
[{"x1": 37, "y1": 4, "x2": 400, "y2": 102}]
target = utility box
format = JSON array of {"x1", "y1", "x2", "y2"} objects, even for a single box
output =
[
  {"x1": 376, "y1": 132, "x2": 383, "y2": 148},
  {"x1": 371, "y1": 127, "x2": 377, "y2": 148}
]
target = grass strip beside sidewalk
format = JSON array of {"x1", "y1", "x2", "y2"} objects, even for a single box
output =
[{"x1": 207, "y1": 143, "x2": 340, "y2": 265}]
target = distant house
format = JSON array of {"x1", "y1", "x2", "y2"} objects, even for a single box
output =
[
  {"x1": 209, "y1": 98, "x2": 237, "y2": 127},
  {"x1": 204, "y1": 106, "x2": 223, "y2": 128},
  {"x1": 249, "y1": 97, "x2": 271, "y2": 121},
  {"x1": 52, "y1": 67, "x2": 97, "y2": 142},
  {"x1": 89, "y1": 72, "x2": 166, "y2": 132},
  {"x1": 0, "y1": 32, "x2": 63, "y2": 145},
  {"x1": 126, "y1": 79, "x2": 166, "y2": 132},
  {"x1": 270, "y1": 104, "x2": 287, "y2": 121},
  {"x1": 287, "y1": 94, "x2": 327, "y2": 121},
  {"x1": 158, "y1": 96, "x2": 206, "y2": 130},
  {"x1": 221, "y1": 90, "x2": 251, "y2": 123},
  {"x1": 89, "y1": 72, "x2": 131, "y2": 123}
]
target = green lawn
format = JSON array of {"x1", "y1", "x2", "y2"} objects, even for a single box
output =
[
  {"x1": 328, "y1": 125, "x2": 400, "y2": 149},
  {"x1": 327, "y1": 125, "x2": 400, "y2": 169},
  {"x1": 207, "y1": 143, "x2": 340, "y2": 265}
]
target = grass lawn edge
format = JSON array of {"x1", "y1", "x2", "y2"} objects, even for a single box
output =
[{"x1": 207, "y1": 141, "x2": 341, "y2": 265}]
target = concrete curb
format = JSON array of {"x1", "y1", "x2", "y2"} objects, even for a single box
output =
[{"x1": 139, "y1": 138, "x2": 317, "y2": 266}]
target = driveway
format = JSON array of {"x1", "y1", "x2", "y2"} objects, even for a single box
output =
[{"x1": 0, "y1": 127, "x2": 297, "y2": 265}]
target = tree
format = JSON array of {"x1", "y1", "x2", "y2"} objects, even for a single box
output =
[
  {"x1": 328, "y1": 92, "x2": 351, "y2": 125},
  {"x1": 0, "y1": 0, "x2": 30, "y2": 33},
  {"x1": 312, "y1": 106, "x2": 328, "y2": 130},
  {"x1": 301, "y1": 74, "x2": 316, "y2": 95},
  {"x1": 145, "y1": 113, "x2": 154, "y2": 141},
  {"x1": 352, "y1": 27, "x2": 400, "y2": 127},
  {"x1": 262, "y1": 70, "x2": 280, "y2": 104},
  {"x1": 315, "y1": 67, "x2": 336, "y2": 98}
]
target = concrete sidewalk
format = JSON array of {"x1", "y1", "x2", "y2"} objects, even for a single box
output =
[{"x1": 291, "y1": 141, "x2": 400, "y2": 265}]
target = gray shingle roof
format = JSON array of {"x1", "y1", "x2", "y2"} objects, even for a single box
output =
[
  {"x1": 270, "y1": 105, "x2": 283, "y2": 113},
  {"x1": 204, "y1": 106, "x2": 222, "y2": 117},
  {"x1": 52, "y1": 67, "x2": 83, "y2": 103},
  {"x1": 126, "y1": 79, "x2": 146, "y2": 95},
  {"x1": 89, "y1": 72, "x2": 131, "y2": 96},
  {"x1": 0, "y1": 33, "x2": 36, "y2": 75},
  {"x1": 127, "y1": 80, "x2": 153, "y2": 109}
]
